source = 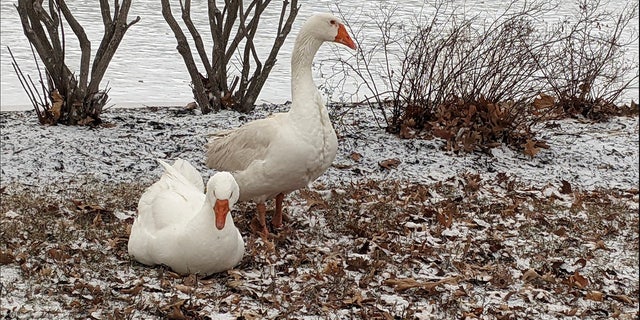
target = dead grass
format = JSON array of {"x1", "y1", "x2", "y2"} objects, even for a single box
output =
[{"x1": 1, "y1": 175, "x2": 638, "y2": 319}]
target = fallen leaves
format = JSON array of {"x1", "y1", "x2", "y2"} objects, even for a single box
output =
[
  {"x1": 608, "y1": 294, "x2": 634, "y2": 304},
  {"x1": 120, "y1": 282, "x2": 144, "y2": 295},
  {"x1": 0, "y1": 166, "x2": 638, "y2": 319},
  {"x1": 567, "y1": 271, "x2": 589, "y2": 289},
  {"x1": 522, "y1": 268, "x2": 541, "y2": 282},
  {"x1": 350, "y1": 152, "x2": 362, "y2": 162},
  {"x1": 298, "y1": 189, "x2": 327, "y2": 210},
  {"x1": 523, "y1": 140, "x2": 540, "y2": 157},
  {"x1": 560, "y1": 180, "x2": 572, "y2": 194},
  {"x1": 533, "y1": 93, "x2": 555, "y2": 111},
  {"x1": 0, "y1": 250, "x2": 15, "y2": 265},
  {"x1": 383, "y1": 276, "x2": 461, "y2": 292},
  {"x1": 50, "y1": 89, "x2": 64, "y2": 121},
  {"x1": 378, "y1": 158, "x2": 401, "y2": 169},
  {"x1": 585, "y1": 290, "x2": 604, "y2": 302}
]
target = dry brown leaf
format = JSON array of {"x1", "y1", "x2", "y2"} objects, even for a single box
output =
[
  {"x1": 608, "y1": 294, "x2": 634, "y2": 304},
  {"x1": 436, "y1": 209, "x2": 454, "y2": 229},
  {"x1": 161, "y1": 298, "x2": 186, "y2": 311},
  {"x1": 384, "y1": 278, "x2": 420, "y2": 291},
  {"x1": 183, "y1": 274, "x2": 197, "y2": 286},
  {"x1": 554, "y1": 227, "x2": 567, "y2": 237},
  {"x1": 92, "y1": 214, "x2": 103, "y2": 227},
  {"x1": 77, "y1": 116, "x2": 95, "y2": 126},
  {"x1": 564, "y1": 308, "x2": 578, "y2": 316},
  {"x1": 299, "y1": 189, "x2": 326, "y2": 209},
  {"x1": 569, "y1": 271, "x2": 589, "y2": 289},
  {"x1": 323, "y1": 258, "x2": 345, "y2": 276},
  {"x1": 383, "y1": 276, "x2": 460, "y2": 292},
  {"x1": 332, "y1": 163, "x2": 352, "y2": 169},
  {"x1": 343, "y1": 290, "x2": 363, "y2": 306},
  {"x1": 400, "y1": 122, "x2": 416, "y2": 139},
  {"x1": 174, "y1": 284, "x2": 193, "y2": 294},
  {"x1": 594, "y1": 240, "x2": 608, "y2": 250},
  {"x1": 533, "y1": 93, "x2": 555, "y2": 110},
  {"x1": 453, "y1": 288, "x2": 467, "y2": 297},
  {"x1": 502, "y1": 291, "x2": 516, "y2": 302},
  {"x1": 47, "y1": 248, "x2": 71, "y2": 261},
  {"x1": 560, "y1": 180, "x2": 572, "y2": 194},
  {"x1": 522, "y1": 139, "x2": 541, "y2": 158},
  {"x1": 121, "y1": 282, "x2": 144, "y2": 295},
  {"x1": 50, "y1": 89, "x2": 64, "y2": 121},
  {"x1": 611, "y1": 304, "x2": 622, "y2": 318},
  {"x1": 585, "y1": 291, "x2": 604, "y2": 302},
  {"x1": 166, "y1": 306, "x2": 186, "y2": 320},
  {"x1": 350, "y1": 152, "x2": 362, "y2": 162},
  {"x1": 433, "y1": 128, "x2": 453, "y2": 140},
  {"x1": 522, "y1": 268, "x2": 540, "y2": 282},
  {"x1": 541, "y1": 272, "x2": 557, "y2": 283},
  {"x1": 379, "y1": 158, "x2": 401, "y2": 170},
  {"x1": 573, "y1": 258, "x2": 587, "y2": 269},
  {"x1": 0, "y1": 250, "x2": 14, "y2": 265}
]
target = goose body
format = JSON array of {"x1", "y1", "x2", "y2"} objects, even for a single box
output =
[
  {"x1": 205, "y1": 13, "x2": 356, "y2": 234},
  {"x1": 128, "y1": 159, "x2": 244, "y2": 275}
]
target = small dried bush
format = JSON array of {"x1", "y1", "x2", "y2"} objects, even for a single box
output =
[
  {"x1": 161, "y1": 0, "x2": 299, "y2": 113},
  {"x1": 536, "y1": 0, "x2": 639, "y2": 121},
  {"x1": 332, "y1": 0, "x2": 638, "y2": 153},
  {"x1": 11, "y1": 0, "x2": 139, "y2": 126}
]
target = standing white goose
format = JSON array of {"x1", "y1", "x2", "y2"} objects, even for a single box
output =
[
  {"x1": 205, "y1": 13, "x2": 356, "y2": 235},
  {"x1": 128, "y1": 159, "x2": 244, "y2": 275}
]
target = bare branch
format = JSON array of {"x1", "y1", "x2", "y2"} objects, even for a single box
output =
[
  {"x1": 89, "y1": 0, "x2": 139, "y2": 94},
  {"x1": 99, "y1": 0, "x2": 113, "y2": 28},
  {"x1": 241, "y1": 0, "x2": 299, "y2": 111},
  {"x1": 56, "y1": 0, "x2": 91, "y2": 95},
  {"x1": 161, "y1": 0, "x2": 211, "y2": 113},
  {"x1": 180, "y1": 0, "x2": 213, "y2": 81}
]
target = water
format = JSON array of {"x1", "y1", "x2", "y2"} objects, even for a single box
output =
[{"x1": 1, "y1": 0, "x2": 637, "y2": 111}]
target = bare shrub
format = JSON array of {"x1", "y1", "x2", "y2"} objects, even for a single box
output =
[
  {"x1": 536, "y1": 0, "x2": 639, "y2": 121},
  {"x1": 335, "y1": 1, "x2": 552, "y2": 153},
  {"x1": 11, "y1": 0, "x2": 139, "y2": 126},
  {"x1": 333, "y1": 0, "x2": 637, "y2": 154},
  {"x1": 161, "y1": 0, "x2": 299, "y2": 114}
]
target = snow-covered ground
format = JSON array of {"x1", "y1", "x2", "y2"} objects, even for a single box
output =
[
  {"x1": 1, "y1": 105, "x2": 638, "y2": 319},
  {"x1": 1, "y1": 104, "x2": 638, "y2": 190}
]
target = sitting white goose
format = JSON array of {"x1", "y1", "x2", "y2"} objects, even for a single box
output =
[
  {"x1": 205, "y1": 13, "x2": 356, "y2": 235},
  {"x1": 128, "y1": 158, "x2": 244, "y2": 275}
]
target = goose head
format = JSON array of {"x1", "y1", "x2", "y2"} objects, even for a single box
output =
[
  {"x1": 207, "y1": 172, "x2": 240, "y2": 230},
  {"x1": 302, "y1": 13, "x2": 356, "y2": 50}
]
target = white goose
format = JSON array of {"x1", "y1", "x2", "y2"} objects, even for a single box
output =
[
  {"x1": 205, "y1": 13, "x2": 356, "y2": 235},
  {"x1": 128, "y1": 159, "x2": 244, "y2": 275}
]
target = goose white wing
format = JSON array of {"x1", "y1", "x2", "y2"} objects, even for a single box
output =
[
  {"x1": 205, "y1": 115, "x2": 282, "y2": 172},
  {"x1": 171, "y1": 158, "x2": 204, "y2": 192},
  {"x1": 129, "y1": 159, "x2": 205, "y2": 265}
]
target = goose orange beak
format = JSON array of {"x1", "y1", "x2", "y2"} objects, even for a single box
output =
[
  {"x1": 335, "y1": 24, "x2": 357, "y2": 50},
  {"x1": 214, "y1": 199, "x2": 229, "y2": 230}
]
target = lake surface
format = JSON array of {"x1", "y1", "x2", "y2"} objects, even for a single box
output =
[{"x1": 1, "y1": 0, "x2": 637, "y2": 111}]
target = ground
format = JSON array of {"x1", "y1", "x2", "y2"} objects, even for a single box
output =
[{"x1": 0, "y1": 105, "x2": 638, "y2": 319}]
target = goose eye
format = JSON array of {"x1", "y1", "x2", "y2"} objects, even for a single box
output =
[{"x1": 330, "y1": 19, "x2": 336, "y2": 25}]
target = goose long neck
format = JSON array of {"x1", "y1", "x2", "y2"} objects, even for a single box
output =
[{"x1": 290, "y1": 31, "x2": 323, "y2": 108}]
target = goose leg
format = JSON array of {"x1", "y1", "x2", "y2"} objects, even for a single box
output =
[
  {"x1": 257, "y1": 202, "x2": 269, "y2": 236},
  {"x1": 273, "y1": 193, "x2": 285, "y2": 228}
]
